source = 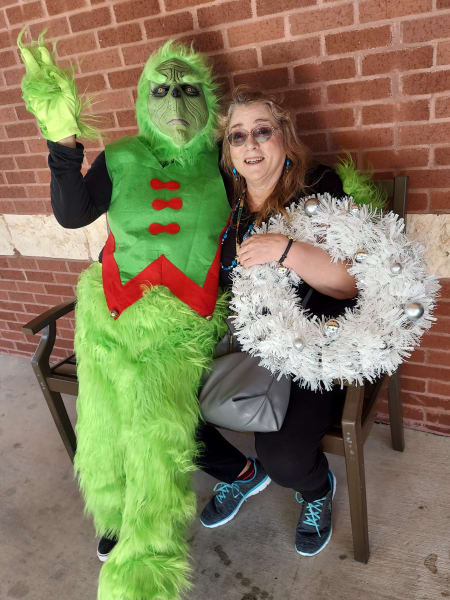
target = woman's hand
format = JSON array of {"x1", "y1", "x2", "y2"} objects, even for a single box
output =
[{"x1": 238, "y1": 233, "x2": 288, "y2": 268}]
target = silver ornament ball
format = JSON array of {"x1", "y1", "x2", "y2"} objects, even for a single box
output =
[
  {"x1": 324, "y1": 319, "x2": 340, "y2": 335},
  {"x1": 390, "y1": 262, "x2": 403, "y2": 276},
  {"x1": 349, "y1": 203, "x2": 360, "y2": 215},
  {"x1": 404, "y1": 302, "x2": 424, "y2": 320},
  {"x1": 304, "y1": 198, "x2": 319, "y2": 216},
  {"x1": 293, "y1": 337, "x2": 304, "y2": 350},
  {"x1": 354, "y1": 248, "x2": 368, "y2": 263}
]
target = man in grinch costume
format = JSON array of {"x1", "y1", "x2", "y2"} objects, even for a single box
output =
[{"x1": 19, "y1": 32, "x2": 230, "y2": 600}]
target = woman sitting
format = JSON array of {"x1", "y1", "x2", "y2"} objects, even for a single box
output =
[{"x1": 197, "y1": 87, "x2": 357, "y2": 557}]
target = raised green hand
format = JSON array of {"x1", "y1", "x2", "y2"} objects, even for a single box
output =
[{"x1": 18, "y1": 29, "x2": 99, "y2": 142}]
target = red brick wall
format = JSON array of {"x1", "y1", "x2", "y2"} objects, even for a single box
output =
[{"x1": 1, "y1": 0, "x2": 449, "y2": 434}]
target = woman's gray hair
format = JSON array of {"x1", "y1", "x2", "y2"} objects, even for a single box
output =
[{"x1": 219, "y1": 86, "x2": 312, "y2": 225}]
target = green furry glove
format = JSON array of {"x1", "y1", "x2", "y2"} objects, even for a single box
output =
[{"x1": 18, "y1": 30, "x2": 99, "y2": 142}]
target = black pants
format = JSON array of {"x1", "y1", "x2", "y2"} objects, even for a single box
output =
[{"x1": 196, "y1": 383, "x2": 345, "y2": 502}]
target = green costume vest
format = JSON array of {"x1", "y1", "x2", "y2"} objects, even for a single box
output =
[{"x1": 101, "y1": 136, "x2": 229, "y2": 318}]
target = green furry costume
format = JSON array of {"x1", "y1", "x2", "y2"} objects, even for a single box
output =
[
  {"x1": 75, "y1": 268, "x2": 228, "y2": 599},
  {"x1": 19, "y1": 34, "x2": 230, "y2": 600}
]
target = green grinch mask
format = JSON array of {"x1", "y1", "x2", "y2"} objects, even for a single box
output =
[
  {"x1": 147, "y1": 58, "x2": 208, "y2": 147},
  {"x1": 136, "y1": 41, "x2": 219, "y2": 163}
]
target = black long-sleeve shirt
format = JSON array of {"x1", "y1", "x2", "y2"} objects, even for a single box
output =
[{"x1": 48, "y1": 141, "x2": 111, "y2": 228}]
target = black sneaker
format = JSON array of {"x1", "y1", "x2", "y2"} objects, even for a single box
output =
[
  {"x1": 295, "y1": 470, "x2": 336, "y2": 556},
  {"x1": 200, "y1": 457, "x2": 271, "y2": 528},
  {"x1": 97, "y1": 535, "x2": 118, "y2": 562}
]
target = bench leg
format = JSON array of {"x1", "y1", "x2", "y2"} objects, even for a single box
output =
[
  {"x1": 387, "y1": 371, "x2": 405, "y2": 452},
  {"x1": 32, "y1": 363, "x2": 76, "y2": 462},
  {"x1": 342, "y1": 421, "x2": 369, "y2": 563}
]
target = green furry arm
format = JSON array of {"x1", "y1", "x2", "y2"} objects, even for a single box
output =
[
  {"x1": 17, "y1": 29, "x2": 100, "y2": 142},
  {"x1": 335, "y1": 154, "x2": 386, "y2": 210}
]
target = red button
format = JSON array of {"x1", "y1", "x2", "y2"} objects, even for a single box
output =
[
  {"x1": 148, "y1": 223, "x2": 180, "y2": 235},
  {"x1": 150, "y1": 178, "x2": 180, "y2": 191},
  {"x1": 152, "y1": 198, "x2": 183, "y2": 210}
]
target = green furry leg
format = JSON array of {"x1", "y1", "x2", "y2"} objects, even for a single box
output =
[{"x1": 74, "y1": 263, "x2": 228, "y2": 599}]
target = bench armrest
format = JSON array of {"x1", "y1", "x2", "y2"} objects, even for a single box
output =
[{"x1": 22, "y1": 298, "x2": 76, "y2": 335}]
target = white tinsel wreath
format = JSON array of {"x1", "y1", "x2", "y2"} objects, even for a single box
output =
[{"x1": 230, "y1": 195, "x2": 440, "y2": 391}]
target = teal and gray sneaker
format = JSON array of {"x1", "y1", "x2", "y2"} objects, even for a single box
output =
[
  {"x1": 295, "y1": 470, "x2": 336, "y2": 556},
  {"x1": 200, "y1": 457, "x2": 271, "y2": 528}
]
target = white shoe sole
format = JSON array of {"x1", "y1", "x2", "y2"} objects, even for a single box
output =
[
  {"x1": 97, "y1": 551, "x2": 109, "y2": 562},
  {"x1": 200, "y1": 475, "x2": 272, "y2": 529}
]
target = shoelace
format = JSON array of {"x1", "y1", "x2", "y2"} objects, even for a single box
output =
[
  {"x1": 295, "y1": 492, "x2": 327, "y2": 537},
  {"x1": 213, "y1": 482, "x2": 245, "y2": 504}
]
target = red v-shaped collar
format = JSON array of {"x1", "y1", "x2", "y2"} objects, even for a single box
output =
[{"x1": 101, "y1": 230, "x2": 224, "y2": 319}]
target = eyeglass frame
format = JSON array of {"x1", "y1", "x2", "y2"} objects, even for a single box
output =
[{"x1": 226, "y1": 125, "x2": 280, "y2": 147}]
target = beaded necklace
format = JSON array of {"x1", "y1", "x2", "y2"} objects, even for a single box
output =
[{"x1": 220, "y1": 194, "x2": 255, "y2": 271}]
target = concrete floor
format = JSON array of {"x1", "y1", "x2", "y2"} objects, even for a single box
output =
[{"x1": 1, "y1": 353, "x2": 449, "y2": 600}]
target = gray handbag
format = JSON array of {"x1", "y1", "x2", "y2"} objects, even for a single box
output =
[{"x1": 199, "y1": 317, "x2": 291, "y2": 432}]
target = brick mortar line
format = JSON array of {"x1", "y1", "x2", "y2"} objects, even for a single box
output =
[
  {"x1": 402, "y1": 393, "x2": 450, "y2": 402},
  {"x1": 420, "y1": 407, "x2": 450, "y2": 416},
  {"x1": 353, "y1": 0, "x2": 359, "y2": 25},
  {"x1": 158, "y1": 0, "x2": 166, "y2": 16},
  {"x1": 218, "y1": 20, "x2": 372, "y2": 42},
  {"x1": 255, "y1": 45, "x2": 262, "y2": 69},
  {"x1": 407, "y1": 361, "x2": 450, "y2": 370},
  {"x1": 405, "y1": 374, "x2": 450, "y2": 382},
  {"x1": 320, "y1": 33, "x2": 326, "y2": 58},
  {"x1": 0, "y1": 13, "x2": 395, "y2": 54},
  {"x1": 5, "y1": 94, "x2": 446, "y2": 117},
  {"x1": 257, "y1": 1, "x2": 355, "y2": 19},
  {"x1": 391, "y1": 18, "x2": 401, "y2": 49},
  {"x1": 3, "y1": 184, "x2": 450, "y2": 196},
  {"x1": 250, "y1": 1, "x2": 356, "y2": 22},
  {"x1": 432, "y1": 39, "x2": 439, "y2": 68},
  {"x1": 0, "y1": 140, "x2": 445, "y2": 157},
  {"x1": 283, "y1": 14, "x2": 291, "y2": 42},
  {"x1": 253, "y1": 5, "x2": 444, "y2": 26},
  {"x1": 191, "y1": 7, "x2": 199, "y2": 30},
  {"x1": 361, "y1": 10, "x2": 450, "y2": 29},
  {"x1": 1, "y1": 39, "x2": 444, "y2": 77},
  {"x1": 110, "y1": 2, "x2": 117, "y2": 26},
  {"x1": 246, "y1": 57, "x2": 440, "y2": 73}
]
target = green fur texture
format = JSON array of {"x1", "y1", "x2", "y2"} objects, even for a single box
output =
[
  {"x1": 136, "y1": 40, "x2": 219, "y2": 164},
  {"x1": 335, "y1": 154, "x2": 386, "y2": 210},
  {"x1": 17, "y1": 29, "x2": 101, "y2": 141},
  {"x1": 74, "y1": 264, "x2": 228, "y2": 600}
]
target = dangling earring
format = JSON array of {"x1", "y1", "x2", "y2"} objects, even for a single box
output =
[
  {"x1": 232, "y1": 167, "x2": 239, "y2": 181},
  {"x1": 284, "y1": 157, "x2": 292, "y2": 171}
]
